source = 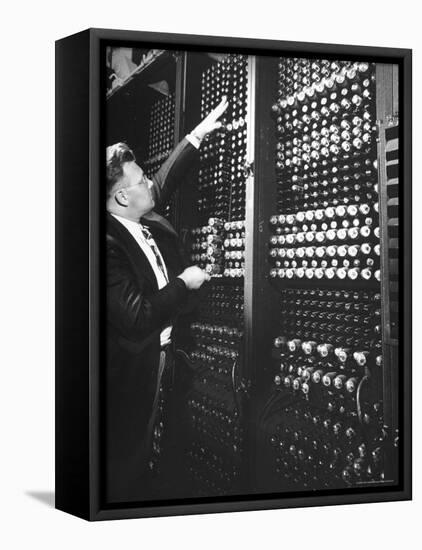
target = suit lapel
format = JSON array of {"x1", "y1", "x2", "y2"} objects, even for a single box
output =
[
  {"x1": 143, "y1": 216, "x2": 189, "y2": 280},
  {"x1": 107, "y1": 211, "x2": 184, "y2": 285},
  {"x1": 106, "y1": 212, "x2": 157, "y2": 288}
]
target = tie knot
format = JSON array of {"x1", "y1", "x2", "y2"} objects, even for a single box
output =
[{"x1": 140, "y1": 224, "x2": 152, "y2": 240}]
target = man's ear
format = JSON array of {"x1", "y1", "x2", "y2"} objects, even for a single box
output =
[{"x1": 114, "y1": 187, "x2": 129, "y2": 207}]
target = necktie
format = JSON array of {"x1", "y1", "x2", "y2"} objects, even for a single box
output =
[{"x1": 140, "y1": 225, "x2": 169, "y2": 282}]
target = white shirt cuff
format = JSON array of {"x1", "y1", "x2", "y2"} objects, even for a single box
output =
[{"x1": 186, "y1": 133, "x2": 201, "y2": 149}]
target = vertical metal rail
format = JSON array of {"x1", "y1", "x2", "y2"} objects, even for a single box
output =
[
  {"x1": 174, "y1": 52, "x2": 184, "y2": 144},
  {"x1": 241, "y1": 54, "x2": 257, "y2": 493},
  {"x1": 247, "y1": 54, "x2": 279, "y2": 493},
  {"x1": 376, "y1": 63, "x2": 399, "y2": 481},
  {"x1": 243, "y1": 55, "x2": 256, "y2": 384},
  {"x1": 377, "y1": 64, "x2": 394, "y2": 346},
  {"x1": 172, "y1": 52, "x2": 185, "y2": 232}
]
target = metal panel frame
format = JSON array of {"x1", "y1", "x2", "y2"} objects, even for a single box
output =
[
  {"x1": 376, "y1": 63, "x2": 401, "y2": 482},
  {"x1": 55, "y1": 27, "x2": 412, "y2": 520}
]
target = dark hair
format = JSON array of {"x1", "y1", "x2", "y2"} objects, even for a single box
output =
[{"x1": 106, "y1": 142, "x2": 136, "y2": 197}]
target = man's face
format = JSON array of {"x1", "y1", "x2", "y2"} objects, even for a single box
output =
[{"x1": 118, "y1": 161, "x2": 155, "y2": 217}]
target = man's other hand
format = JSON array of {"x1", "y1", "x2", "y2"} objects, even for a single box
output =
[
  {"x1": 177, "y1": 266, "x2": 211, "y2": 290},
  {"x1": 192, "y1": 96, "x2": 229, "y2": 141}
]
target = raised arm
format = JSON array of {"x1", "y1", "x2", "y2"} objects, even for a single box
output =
[
  {"x1": 151, "y1": 138, "x2": 198, "y2": 209},
  {"x1": 151, "y1": 96, "x2": 229, "y2": 209}
]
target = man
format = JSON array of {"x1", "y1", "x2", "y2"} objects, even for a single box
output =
[{"x1": 105, "y1": 97, "x2": 228, "y2": 503}]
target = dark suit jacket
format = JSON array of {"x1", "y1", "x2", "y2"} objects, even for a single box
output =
[{"x1": 105, "y1": 138, "x2": 198, "y2": 503}]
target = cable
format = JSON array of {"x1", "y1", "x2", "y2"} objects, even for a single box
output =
[{"x1": 356, "y1": 375, "x2": 370, "y2": 423}]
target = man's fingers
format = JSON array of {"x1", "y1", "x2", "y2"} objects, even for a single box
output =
[
  {"x1": 215, "y1": 97, "x2": 229, "y2": 116},
  {"x1": 218, "y1": 102, "x2": 229, "y2": 117},
  {"x1": 194, "y1": 96, "x2": 229, "y2": 139},
  {"x1": 209, "y1": 97, "x2": 228, "y2": 120}
]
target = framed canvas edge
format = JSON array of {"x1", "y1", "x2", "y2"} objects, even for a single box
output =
[{"x1": 83, "y1": 28, "x2": 412, "y2": 521}]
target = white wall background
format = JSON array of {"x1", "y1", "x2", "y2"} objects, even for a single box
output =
[{"x1": 0, "y1": 0, "x2": 418, "y2": 548}]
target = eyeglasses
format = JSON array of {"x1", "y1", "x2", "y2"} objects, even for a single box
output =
[{"x1": 124, "y1": 173, "x2": 152, "y2": 190}]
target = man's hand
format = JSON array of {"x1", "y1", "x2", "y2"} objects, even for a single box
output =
[
  {"x1": 192, "y1": 96, "x2": 229, "y2": 142},
  {"x1": 177, "y1": 266, "x2": 211, "y2": 290}
]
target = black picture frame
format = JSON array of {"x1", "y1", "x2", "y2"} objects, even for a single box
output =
[{"x1": 55, "y1": 28, "x2": 412, "y2": 521}]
